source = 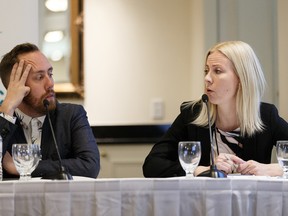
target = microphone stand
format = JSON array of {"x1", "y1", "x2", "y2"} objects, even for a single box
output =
[
  {"x1": 42, "y1": 99, "x2": 73, "y2": 180},
  {"x1": 198, "y1": 94, "x2": 226, "y2": 178}
]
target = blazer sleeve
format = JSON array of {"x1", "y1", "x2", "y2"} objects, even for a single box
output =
[
  {"x1": 270, "y1": 105, "x2": 288, "y2": 141},
  {"x1": 143, "y1": 101, "x2": 198, "y2": 177}
]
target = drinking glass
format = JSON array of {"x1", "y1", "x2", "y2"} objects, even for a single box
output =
[
  {"x1": 276, "y1": 140, "x2": 288, "y2": 179},
  {"x1": 178, "y1": 141, "x2": 201, "y2": 177},
  {"x1": 12, "y1": 144, "x2": 41, "y2": 181}
]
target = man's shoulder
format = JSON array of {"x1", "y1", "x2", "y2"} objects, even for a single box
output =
[
  {"x1": 55, "y1": 102, "x2": 85, "y2": 115},
  {"x1": 56, "y1": 102, "x2": 83, "y2": 109}
]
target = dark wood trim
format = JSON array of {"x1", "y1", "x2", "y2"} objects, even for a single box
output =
[
  {"x1": 56, "y1": 0, "x2": 84, "y2": 98},
  {"x1": 91, "y1": 124, "x2": 170, "y2": 144}
]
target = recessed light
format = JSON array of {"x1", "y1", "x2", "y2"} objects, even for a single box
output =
[
  {"x1": 45, "y1": 0, "x2": 68, "y2": 12},
  {"x1": 44, "y1": 31, "x2": 64, "y2": 42}
]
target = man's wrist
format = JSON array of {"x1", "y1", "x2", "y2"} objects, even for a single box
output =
[{"x1": 0, "y1": 112, "x2": 16, "y2": 124}]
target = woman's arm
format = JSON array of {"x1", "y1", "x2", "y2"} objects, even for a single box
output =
[{"x1": 237, "y1": 161, "x2": 282, "y2": 176}]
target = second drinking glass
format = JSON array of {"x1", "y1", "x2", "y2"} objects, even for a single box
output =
[
  {"x1": 178, "y1": 141, "x2": 201, "y2": 178},
  {"x1": 276, "y1": 140, "x2": 288, "y2": 179}
]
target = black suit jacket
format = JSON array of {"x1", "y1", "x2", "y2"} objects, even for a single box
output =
[
  {"x1": 0, "y1": 102, "x2": 100, "y2": 179},
  {"x1": 143, "y1": 102, "x2": 288, "y2": 177}
]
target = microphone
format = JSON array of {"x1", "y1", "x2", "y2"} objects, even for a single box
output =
[
  {"x1": 198, "y1": 94, "x2": 226, "y2": 178},
  {"x1": 41, "y1": 99, "x2": 73, "y2": 180}
]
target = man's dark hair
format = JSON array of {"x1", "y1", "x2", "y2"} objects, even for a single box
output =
[{"x1": 0, "y1": 43, "x2": 39, "y2": 89}]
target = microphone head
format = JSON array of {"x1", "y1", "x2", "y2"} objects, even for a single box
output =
[
  {"x1": 43, "y1": 99, "x2": 50, "y2": 108},
  {"x1": 202, "y1": 94, "x2": 209, "y2": 103}
]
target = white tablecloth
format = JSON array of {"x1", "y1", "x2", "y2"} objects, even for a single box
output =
[{"x1": 0, "y1": 176, "x2": 287, "y2": 216}]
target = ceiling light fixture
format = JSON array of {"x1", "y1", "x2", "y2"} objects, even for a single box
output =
[
  {"x1": 44, "y1": 30, "x2": 64, "y2": 42},
  {"x1": 45, "y1": 0, "x2": 68, "y2": 12}
]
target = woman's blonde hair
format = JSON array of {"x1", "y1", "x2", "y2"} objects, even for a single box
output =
[{"x1": 192, "y1": 41, "x2": 266, "y2": 136}]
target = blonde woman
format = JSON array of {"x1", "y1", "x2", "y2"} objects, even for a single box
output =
[{"x1": 143, "y1": 41, "x2": 288, "y2": 177}]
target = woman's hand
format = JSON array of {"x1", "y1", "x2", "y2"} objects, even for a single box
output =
[
  {"x1": 195, "y1": 154, "x2": 283, "y2": 176},
  {"x1": 215, "y1": 153, "x2": 245, "y2": 174},
  {"x1": 194, "y1": 153, "x2": 245, "y2": 176}
]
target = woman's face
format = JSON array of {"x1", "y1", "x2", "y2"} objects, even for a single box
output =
[{"x1": 204, "y1": 51, "x2": 239, "y2": 106}]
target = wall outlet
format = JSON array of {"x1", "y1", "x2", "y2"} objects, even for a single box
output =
[{"x1": 151, "y1": 98, "x2": 164, "y2": 120}]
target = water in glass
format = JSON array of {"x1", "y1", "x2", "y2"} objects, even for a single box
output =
[{"x1": 12, "y1": 144, "x2": 41, "y2": 180}]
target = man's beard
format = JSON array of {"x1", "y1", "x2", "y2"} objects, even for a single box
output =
[{"x1": 23, "y1": 94, "x2": 56, "y2": 115}]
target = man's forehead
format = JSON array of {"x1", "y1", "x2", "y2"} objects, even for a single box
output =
[{"x1": 18, "y1": 52, "x2": 51, "y2": 71}]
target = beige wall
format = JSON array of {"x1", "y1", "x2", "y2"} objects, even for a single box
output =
[
  {"x1": 278, "y1": 0, "x2": 288, "y2": 120},
  {"x1": 0, "y1": 0, "x2": 39, "y2": 56},
  {"x1": 84, "y1": 0, "x2": 195, "y2": 125},
  {"x1": 84, "y1": 0, "x2": 286, "y2": 125},
  {"x1": 0, "y1": 0, "x2": 39, "y2": 101}
]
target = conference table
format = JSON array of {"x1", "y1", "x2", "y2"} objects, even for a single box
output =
[{"x1": 0, "y1": 175, "x2": 287, "y2": 216}]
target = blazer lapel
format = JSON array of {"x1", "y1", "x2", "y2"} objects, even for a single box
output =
[
  {"x1": 41, "y1": 110, "x2": 57, "y2": 160},
  {"x1": 239, "y1": 135, "x2": 257, "y2": 161},
  {"x1": 197, "y1": 126, "x2": 212, "y2": 166},
  {"x1": 15, "y1": 118, "x2": 28, "y2": 143}
]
